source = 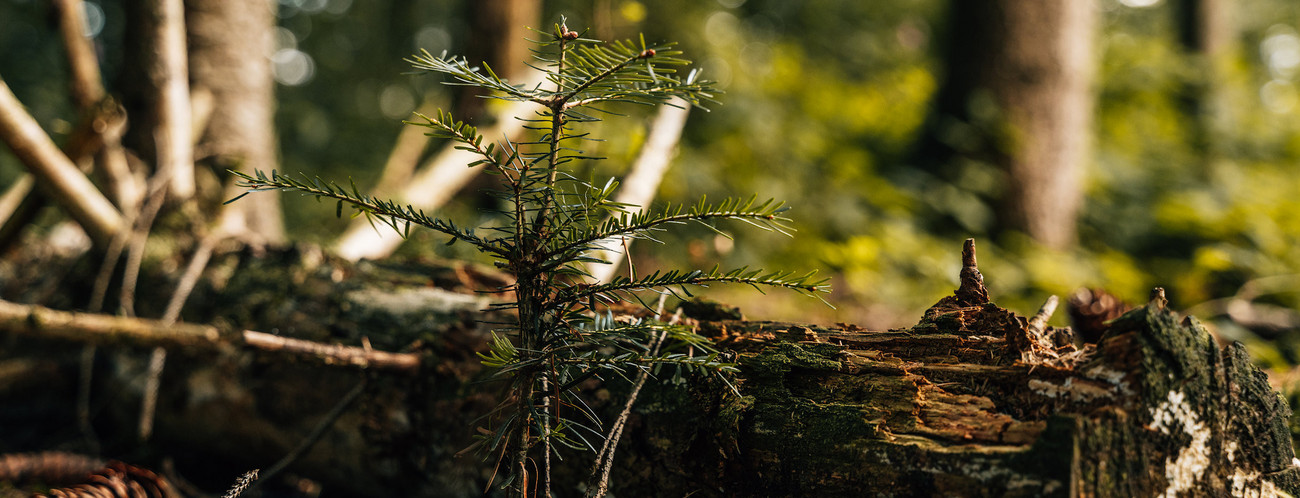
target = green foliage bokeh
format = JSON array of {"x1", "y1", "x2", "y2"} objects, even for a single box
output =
[{"x1": 1, "y1": 0, "x2": 1298, "y2": 364}]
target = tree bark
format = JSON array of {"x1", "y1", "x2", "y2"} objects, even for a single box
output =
[
  {"x1": 185, "y1": 0, "x2": 285, "y2": 243},
  {"x1": 2, "y1": 240, "x2": 1295, "y2": 496},
  {"x1": 924, "y1": 0, "x2": 1097, "y2": 249}
]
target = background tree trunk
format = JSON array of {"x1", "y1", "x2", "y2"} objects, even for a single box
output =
[
  {"x1": 185, "y1": 0, "x2": 285, "y2": 243},
  {"x1": 925, "y1": 0, "x2": 1097, "y2": 249},
  {"x1": 1176, "y1": 0, "x2": 1233, "y2": 170},
  {"x1": 456, "y1": 0, "x2": 541, "y2": 120}
]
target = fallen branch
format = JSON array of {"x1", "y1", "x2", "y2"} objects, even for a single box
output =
[
  {"x1": 0, "y1": 299, "x2": 421, "y2": 374},
  {"x1": 0, "y1": 99, "x2": 130, "y2": 252},
  {"x1": 53, "y1": 0, "x2": 105, "y2": 110},
  {"x1": 53, "y1": 0, "x2": 141, "y2": 211},
  {"x1": 241, "y1": 331, "x2": 420, "y2": 372},
  {"x1": 0, "y1": 76, "x2": 125, "y2": 247}
]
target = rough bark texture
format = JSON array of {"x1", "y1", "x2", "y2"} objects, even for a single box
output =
[
  {"x1": 925, "y1": 0, "x2": 1097, "y2": 249},
  {"x1": 1, "y1": 240, "x2": 1296, "y2": 497}
]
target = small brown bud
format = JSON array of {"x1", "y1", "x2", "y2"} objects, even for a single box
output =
[
  {"x1": 639, "y1": 49, "x2": 656, "y2": 58},
  {"x1": 563, "y1": 30, "x2": 579, "y2": 40}
]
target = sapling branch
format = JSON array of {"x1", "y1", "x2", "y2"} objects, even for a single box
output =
[
  {"x1": 231, "y1": 24, "x2": 827, "y2": 496},
  {"x1": 228, "y1": 170, "x2": 503, "y2": 257}
]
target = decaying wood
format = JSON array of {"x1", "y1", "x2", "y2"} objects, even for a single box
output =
[{"x1": 1, "y1": 240, "x2": 1296, "y2": 496}]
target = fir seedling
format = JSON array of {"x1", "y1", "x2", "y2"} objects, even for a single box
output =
[{"x1": 230, "y1": 21, "x2": 829, "y2": 497}]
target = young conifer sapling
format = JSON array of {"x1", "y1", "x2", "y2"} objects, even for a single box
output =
[{"x1": 230, "y1": 20, "x2": 829, "y2": 497}]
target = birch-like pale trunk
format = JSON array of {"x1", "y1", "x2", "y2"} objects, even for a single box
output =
[{"x1": 586, "y1": 98, "x2": 691, "y2": 284}]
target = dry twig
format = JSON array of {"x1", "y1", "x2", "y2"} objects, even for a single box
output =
[
  {"x1": 53, "y1": 0, "x2": 140, "y2": 211},
  {"x1": 0, "y1": 77, "x2": 124, "y2": 246},
  {"x1": 0, "y1": 299, "x2": 422, "y2": 374}
]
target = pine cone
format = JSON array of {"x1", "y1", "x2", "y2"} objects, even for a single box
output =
[{"x1": 0, "y1": 453, "x2": 176, "y2": 498}]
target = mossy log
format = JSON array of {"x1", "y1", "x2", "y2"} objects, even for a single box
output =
[{"x1": 1, "y1": 240, "x2": 1297, "y2": 497}]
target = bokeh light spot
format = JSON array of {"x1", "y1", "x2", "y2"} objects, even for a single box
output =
[
  {"x1": 272, "y1": 48, "x2": 315, "y2": 86},
  {"x1": 619, "y1": 1, "x2": 646, "y2": 24},
  {"x1": 415, "y1": 25, "x2": 450, "y2": 53},
  {"x1": 704, "y1": 11, "x2": 740, "y2": 47},
  {"x1": 1262, "y1": 27, "x2": 1300, "y2": 80},
  {"x1": 82, "y1": 1, "x2": 104, "y2": 38},
  {"x1": 1260, "y1": 79, "x2": 1297, "y2": 114},
  {"x1": 379, "y1": 84, "x2": 416, "y2": 119}
]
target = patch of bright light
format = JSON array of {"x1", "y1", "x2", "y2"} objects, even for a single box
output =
[
  {"x1": 1260, "y1": 79, "x2": 1297, "y2": 114},
  {"x1": 1262, "y1": 27, "x2": 1300, "y2": 80},
  {"x1": 272, "y1": 48, "x2": 315, "y2": 86},
  {"x1": 415, "y1": 25, "x2": 451, "y2": 53},
  {"x1": 82, "y1": 1, "x2": 105, "y2": 38},
  {"x1": 379, "y1": 84, "x2": 416, "y2": 119}
]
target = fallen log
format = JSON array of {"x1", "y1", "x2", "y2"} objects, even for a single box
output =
[{"x1": 0, "y1": 240, "x2": 1295, "y2": 496}]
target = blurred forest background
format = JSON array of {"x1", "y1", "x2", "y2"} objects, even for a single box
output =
[{"x1": 2, "y1": 0, "x2": 1300, "y2": 370}]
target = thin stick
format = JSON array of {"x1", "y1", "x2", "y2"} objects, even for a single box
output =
[
  {"x1": 0, "y1": 76, "x2": 124, "y2": 246},
  {"x1": 87, "y1": 227, "x2": 131, "y2": 314},
  {"x1": 250, "y1": 378, "x2": 366, "y2": 491},
  {"x1": 76, "y1": 345, "x2": 100, "y2": 454},
  {"x1": 162, "y1": 231, "x2": 225, "y2": 323},
  {"x1": 53, "y1": 0, "x2": 140, "y2": 211},
  {"x1": 123, "y1": 177, "x2": 168, "y2": 442},
  {"x1": 0, "y1": 176, "x2": 37, "y2": 250},
  {"x1": 52, "y1": 0, "x2": 105, "y2": 110},
  {"x1": 118, "y1": 171, "x2": 171, "y2": 317},
  {"x1": 0, "y1": 299, "x2": 423, "y2": 374},
  {"x1": 586, "y1": 328, "x2": 668, "y2": 498},
  {"x1": 138, "y1": 347, "x2": 167, "y2": 440}
]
